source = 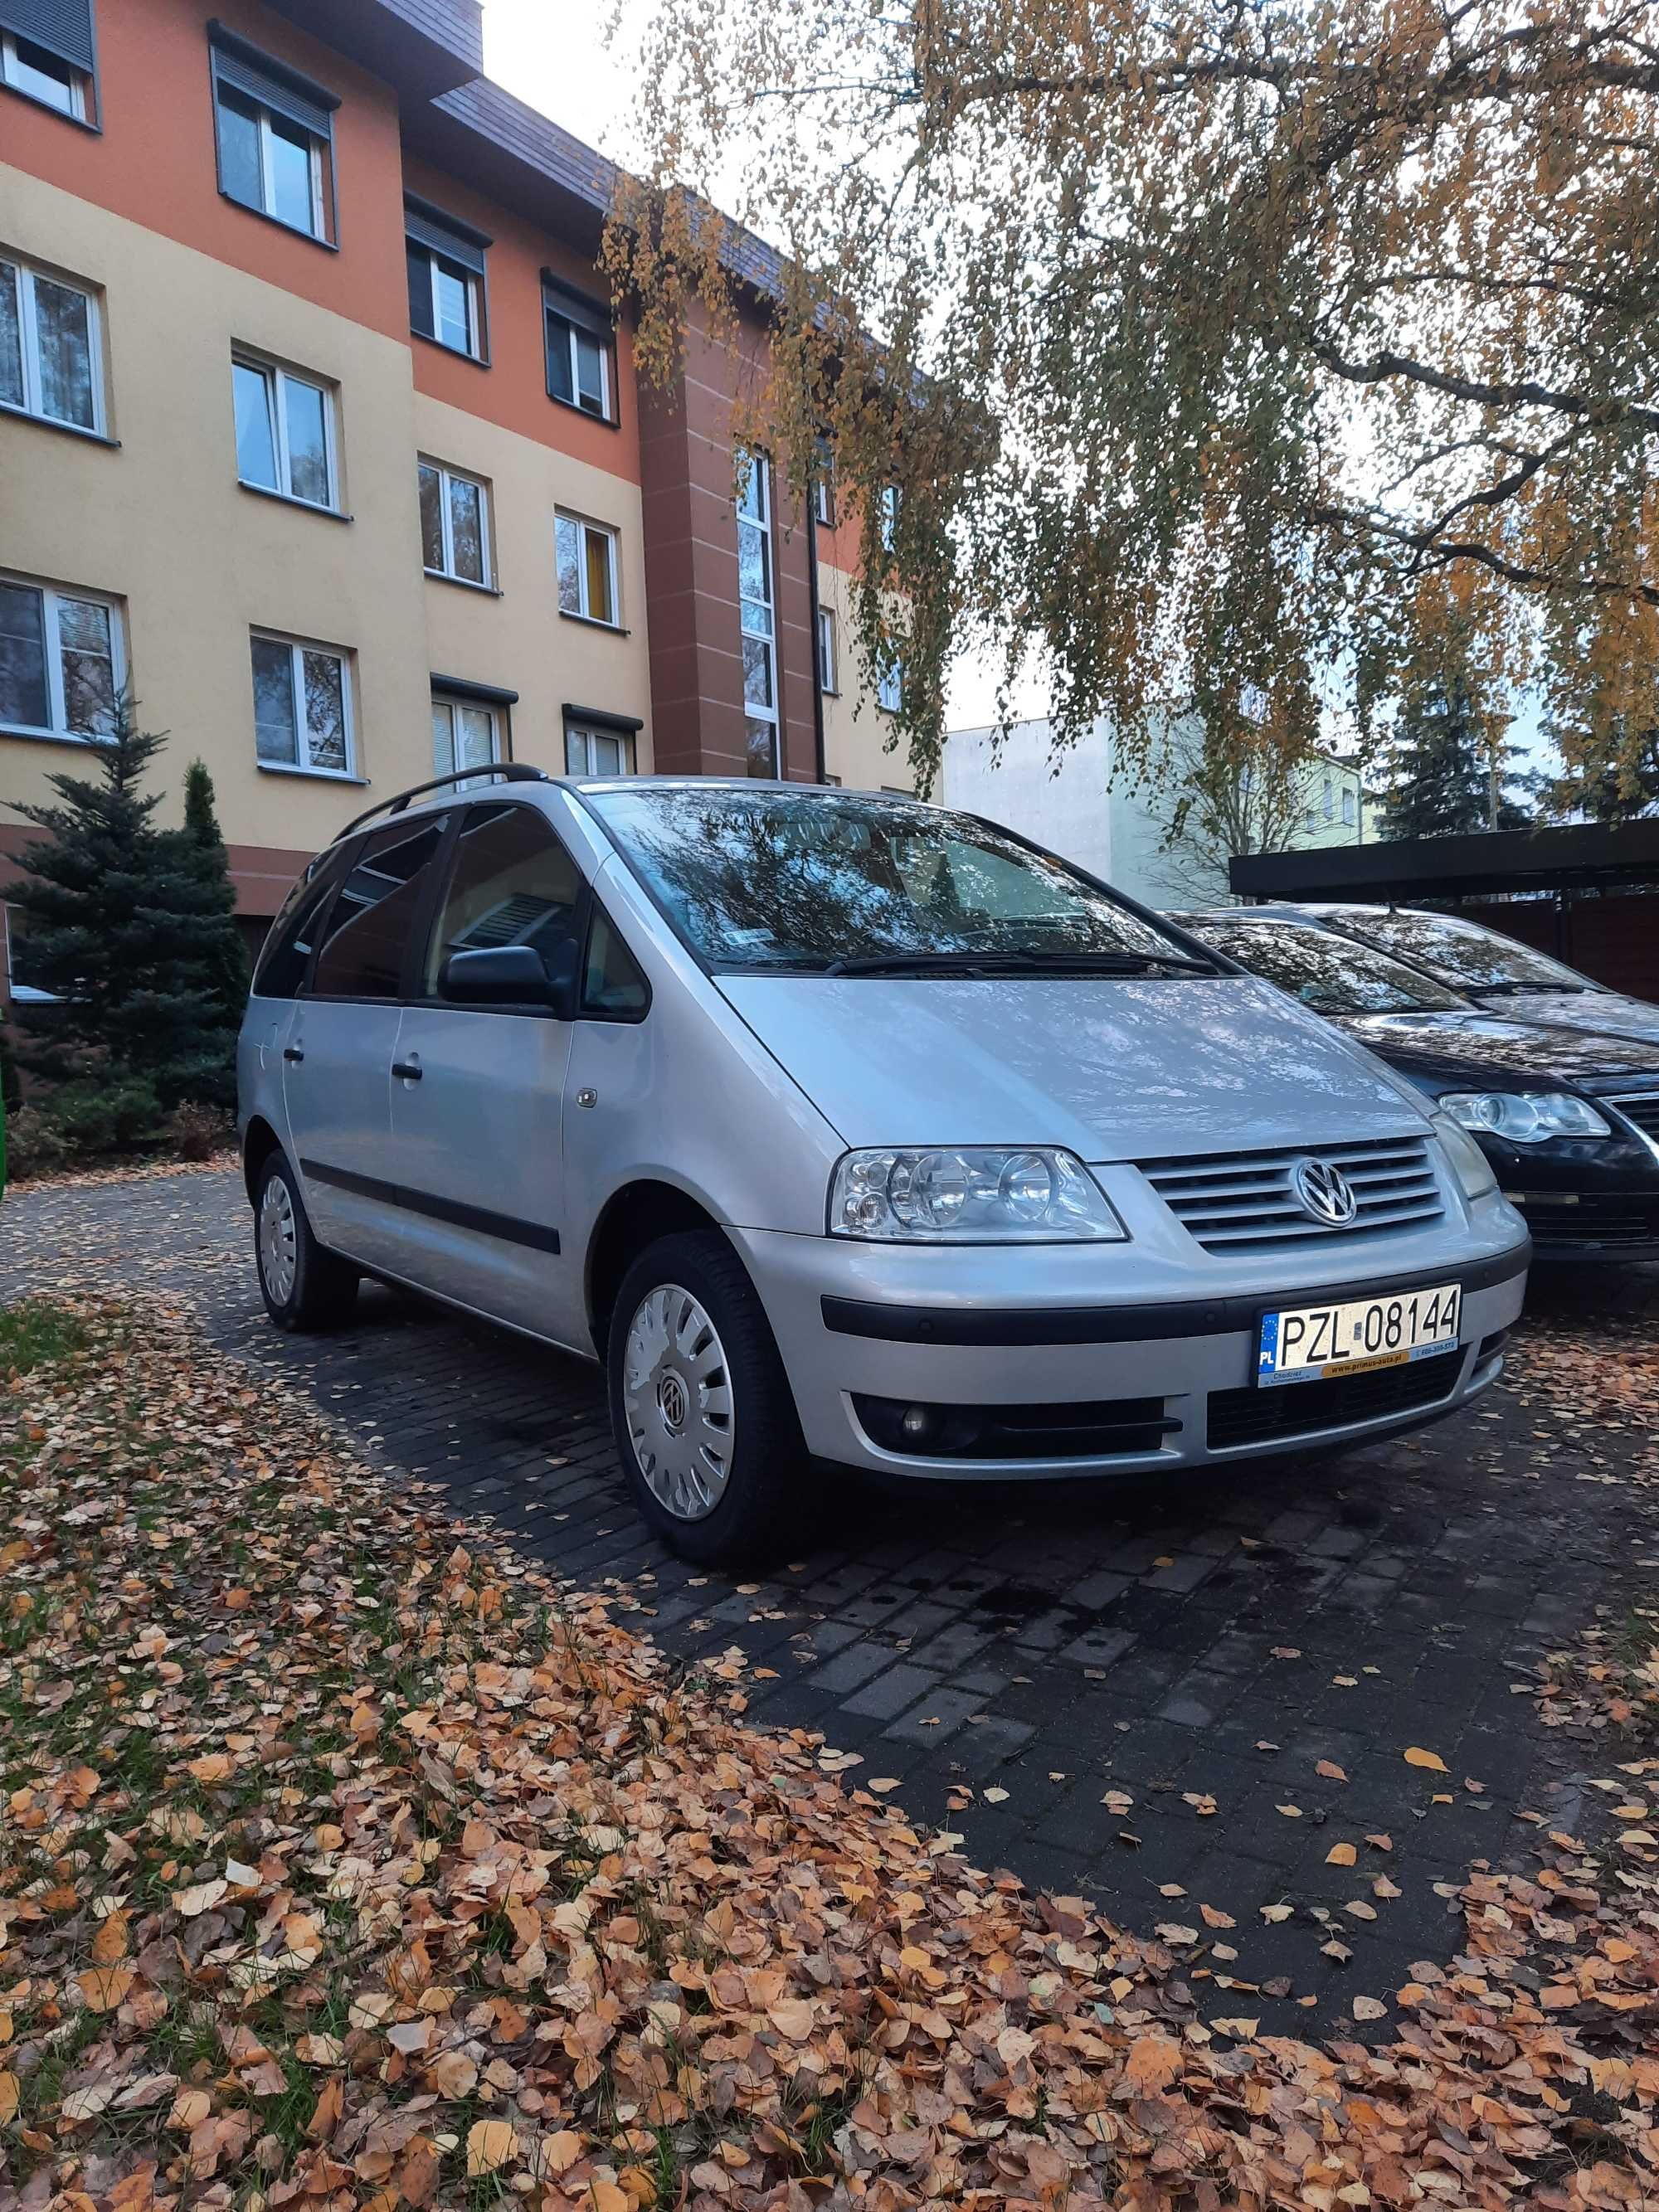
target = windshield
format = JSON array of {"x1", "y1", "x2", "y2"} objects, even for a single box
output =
[
  {"x1": 1192, "y1": 920, "x2": 1468, "y2": 1015},
  {"x1": 586, "y1": 786, "x2": 1220, "y2": 974},
  {"x1": 1334, "y1": 908, "x2": 1602, "y2": 994}
]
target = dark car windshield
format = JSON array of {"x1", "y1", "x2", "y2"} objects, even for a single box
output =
[
  {"x1": 1330, "y1": 908, "x2": 1601, "y2": 994},
  {"x1": 1190, "y1": 919, "x2": 1469, "y2": 1015},
  {"x1": 585, "y1": 785, "x2": 1221, "y2": 974}
]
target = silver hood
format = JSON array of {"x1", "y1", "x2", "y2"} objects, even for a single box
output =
[{"x1": 717, "y1": 972, "x2": 1429, "y2": 1160}]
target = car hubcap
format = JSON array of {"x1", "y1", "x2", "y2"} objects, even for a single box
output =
[
  {"x1": 258, "y1": 1176, "x2": 298, "y2": 1305},
  {"x1": 622, "y1": 1283, "x2": 735, "y2": 1521}
]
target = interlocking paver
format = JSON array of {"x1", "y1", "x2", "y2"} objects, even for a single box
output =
[{"x1": 6, "y1": 1160, "x2": 1657, "y2": 2034}]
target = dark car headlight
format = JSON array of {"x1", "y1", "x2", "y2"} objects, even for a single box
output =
[{"x1": 1439, "y1": 1091, "x2": 1613, "y2": 1145}]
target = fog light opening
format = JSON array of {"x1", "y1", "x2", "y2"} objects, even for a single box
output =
[{"x1": 900, "y1": 1404, "x2": 933, "y2": 1443}]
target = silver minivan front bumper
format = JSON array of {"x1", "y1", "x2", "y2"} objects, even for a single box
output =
[{"x1": 733, "y1": 1223, "x2": 1530, "y2": 1480}]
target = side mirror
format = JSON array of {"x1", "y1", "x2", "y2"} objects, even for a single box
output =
[{"x1": 441, "y1": 941, "x2": 579, "y2": 1018}]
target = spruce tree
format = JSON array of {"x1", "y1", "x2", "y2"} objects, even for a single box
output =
[
  {"x1": 5, "y1": 701, "x2": 246, "y2": 1123},
  {"x1": 1379, "y1": 678, "x2": 1536, "y2": 840}
]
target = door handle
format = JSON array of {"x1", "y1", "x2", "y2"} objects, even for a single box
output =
[
  {"x1": 391, "y1": 1058, "x2": 423, "y2": 1082},
  {"x1": 283, "y1": 1046, "x2": 305, "y2": 1062}
]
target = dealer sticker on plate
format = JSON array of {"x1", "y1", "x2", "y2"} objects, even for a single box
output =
[{"x1": 1258, "y1": 1282, "x2": 1462, "y2": 1388}]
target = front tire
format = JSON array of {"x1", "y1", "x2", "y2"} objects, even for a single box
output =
[
  {"x1": 254, "y1": 1148, "x2": 358, "y2": 1332},
  {"x1": 608, "y1": 1229, "x2": 809, "y2": 1564}
]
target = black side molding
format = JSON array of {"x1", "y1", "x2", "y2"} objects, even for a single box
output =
[
  {"x1": 820, "y1": 1242, "x2": 1531, "y2": 1349},
  {"x1": 300, "y1": 1159, "x2": 560, "y2": 1254}
]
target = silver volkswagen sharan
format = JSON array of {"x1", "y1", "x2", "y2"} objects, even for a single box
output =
[{"x1": 238, "y1": 771, "x2": 1530, "y2": 1562}]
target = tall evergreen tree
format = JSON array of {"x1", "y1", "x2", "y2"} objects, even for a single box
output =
[
  {"x1": 1378, "y1": 678, "x2": 1536, "y2": 840},
  {"x1": 5, "y1": 702, "x2": 246, "y2": 1116},
  {"x1": 176, "y1": 759, "x2": 250, "y2": 1098}
]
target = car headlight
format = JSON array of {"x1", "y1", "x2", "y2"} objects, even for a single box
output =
[
  {"x1": 1439, "y1": 1091, "x2": 1612, "y2": 1145},
  {"x1": 1431, "y1": 1111, "x2": 1499, "y2": 1200},
  {"x1": 829, "y1": 1147, "x2": 1128, "y2": 1242}
]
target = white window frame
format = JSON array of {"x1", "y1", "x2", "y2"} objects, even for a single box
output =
[
  {"x1": 0, "y1": 572, "x2": 123, "y2": 742},
  {"x1": 218, "y1": 83, "x2": 326, "y2": 239},
  {"x1": 420, "y1": 458, "x2": 492, "y2": 589},
  {"x1": 232, "y1": 352, "x2": 337, "y2": 510},
  {"x1": 816, "y1": 605, "x2": 838, "y2": 694},
  {"x1": 1322, "y1": 775, "x2": 1334, "y2": 820},
  {"x1": 1341, "y1": 786, "x2": 1356, "y2": 827},
  {"x1": 813, "y1": 473, "x2": 834, "y2": 527},
  {"x1": 431, "y1": 692, "x2": 503, "y2": 783},
  {"x1": 3, "y1": 904, "x2": 60, "y2": 1004},
  {"x1": 0, "y1": 255, "x2": 103, "y2": 434},
  {"x1": 414, "y1": 246, "x2": 481, "y2": 360},
  {"x1": 878, "y1": 483, "x2": 899, "y2": 552},
  {"x1": 250, "y1": 631, "x2": 355, "y2": 779},
  {"x1": 2, "y1": 32, "x2": 90, "y2": 119},
  {"x1": 564, "y1": 722, "x2": 636, "y2": 778},
  {"x1": 555, "y1": 511, "x2": 620, "y2": 628},
  {"x1": 737, "y1": 453, "x2": 778, "y2": 774},
  {"x1": 878, "y1": 656, "x2": 903, "y2": 715}
]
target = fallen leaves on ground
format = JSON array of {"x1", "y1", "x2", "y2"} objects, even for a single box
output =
[{"x1": 2, "y1": 1297, "x2": 1658, "y2": 2212}]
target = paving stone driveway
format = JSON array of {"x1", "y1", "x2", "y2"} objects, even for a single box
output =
[{"x1": 5, "y1": 1164, "x2": 1657, "y2": 2036}]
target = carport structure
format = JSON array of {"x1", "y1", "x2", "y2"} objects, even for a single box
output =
[{"x1": 1229, "y1": 818, "x2": 1659, "y2": 1005}]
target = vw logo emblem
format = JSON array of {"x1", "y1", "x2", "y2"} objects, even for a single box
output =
[
  {"x1": 1292, "y1": 1156, "x2": 1358, "y2": 1226},
  {"x1": 657, "y1": 1371, "x2": 688, "y2": 1434}
]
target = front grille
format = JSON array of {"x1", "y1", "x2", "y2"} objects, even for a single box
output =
[
  {"x1": 1606, "y1": 1091, "x2": 1659, "y2": 1145},
  {"x1": 1141, "y1": 1137, "x2": 1443, "y2": 1253},
  {"x1": 1207, "y1": 1349, "x2": 1462, "y2": 1451},
  {"x1": 1511, "y1": 1192, "x2": 1659, "y2": 1247}
]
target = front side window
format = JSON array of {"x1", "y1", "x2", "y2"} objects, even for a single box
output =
[
  {"x1": 817, "y1": 606, "x2": 838, "y2": 694},
  {"x1": 564, "y1": 722, "x2": 635, "y2": 777},
  {"x1": 586, "y1": 785, "x2": 1225, "y2": 975},
  {"x1": 419, "y1": 459, "x2": 490, "y2": 586},
  {"x1": 737, "y1": 454, "x2": 777, "y2": 776},
  {"x1": 1194, "y1": 921, "x2": 1467, "y2": 1016},
  {"x1": 0, "y1": 255, "x2": 100, "y2": 431},
  {"x1": 422, "y1": 804, "x2": 582, "y2": 1000},
  {"x1": 251, "y1": 632, "x2": 352, "y2": 775},
  {"x1": 232, "y1": 355, "x2": 334, "y2": 507},
  {"x1": 310, "y1": 815, "x2": 448, "y2": 999},
  {"x1": 0, "y1": 574, "x2": 119, "y2": 738},
  {"x1": 555, "y1": 512, "x2": 618, "y2": 626},
  {"x1": 211, "y1": 36, "x2": 335, "y2": 243},
  {"x1": 2, "y1": 29, "x2": 92, "y2": 119},
  {"x1": 431, "y1": 694, "x2": 501, "y2": 782},
  {"x1": 544, "y1": 284, "x2": 614, "y2": 421}
]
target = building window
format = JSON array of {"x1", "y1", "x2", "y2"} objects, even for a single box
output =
[
  {"x1": 565, "y1": 722, "x2": 635, "y2": 777},
  {"x1": 878, "y1": 656, "x2": 903, "y2": 715},
  {"x1": 1342, "y1": 786, "x2": 1356, "y2": 826},
  {"x1": 1322, "y1": 775, "x2": 1334, "y2": 820},
  {"x1": 210, "y1": 29, "x2": 337, "y2": 243},
  {"x1": 816, "y1": 605, "x2": 838, "y2": 694},
  {"x1": 544, "y1": 275, "x2": 615, "y2": 422},
  {"x1": 4, "y1": 907, "x2": 60, "y2": 1004},
  {"x1": 813, "y1": 440, "x2": 834, "y2": 525},
  {"x1": 0, "y1": 574, "x2": 120, "y2": 740},
  {"x1": 878, "y1": 483, "x2": 899, "y2": 552},
  {"x1": 0, "y1": 254, "x2": 101, "y2": 433},
  {"x1": 555, "y1": 512, "x2": 619, "y2": 627},
  {"x1": 232, "y1": 354, "x2": 335, "y2": 508},
  {"x1": 737, "y1": 453, "x2": 777, "y2": 777},
  {"x1": 431, "y1": 693, "x2": 501, "y2": 782},
  {"x1": 251, "y1": 632, "x2": 353, "y2": 776},
  {"x1": 2, "y1": 25, "x2": 91, "y2": 119},
  {"x1": 420, "y1": 459, "x2": 490, "y2": 587},
  {"x1": 406, "y1": 197, "x2": 488, "y2": 362}
]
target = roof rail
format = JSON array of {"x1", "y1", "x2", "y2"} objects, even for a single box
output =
[{"x1": 335, "y1": 763, "x2": 553, "y2": 843}]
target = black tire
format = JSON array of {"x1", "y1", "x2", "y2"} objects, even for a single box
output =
[
  {"x1": 253, "y1": 1147, "x2": 358, "y2": 1332},
  {"x1": 607, "y1": 1228, "x2": 810, "y2": 1564}
]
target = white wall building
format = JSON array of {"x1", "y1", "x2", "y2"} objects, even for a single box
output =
[{"x1": 942, "y1": 716, "x2": 1367, "y2": 910}]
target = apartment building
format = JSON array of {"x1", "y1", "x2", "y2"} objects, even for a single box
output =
[{"x1": 0, "y1": 0, "x2": 909, "y2": 984}]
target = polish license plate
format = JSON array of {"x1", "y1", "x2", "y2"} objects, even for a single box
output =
[{"x1": 1257, "y1": 1283, "x2": 1462, "y2": 1388}]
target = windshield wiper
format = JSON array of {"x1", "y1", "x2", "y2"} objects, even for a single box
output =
[
  {"x1": 1467, "y1": 980, "x2": 1588, "y2": 997},
  {"x1": 821, "y1": 949, "x2": 1217, "y2": 977}
]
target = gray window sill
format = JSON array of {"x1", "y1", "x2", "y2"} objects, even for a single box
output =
[
  {"x1": 0, "y1": 399, "x2": 119, "y2": 448},
  {"x1": 239, "y1": 479, "x2": 350, "y2": 522},
  {"x1": 558, "y1": 608, "x2": 630, "y2": 637},
  {"x1": 257, "y1": 760, "x2": 367, "y2": 785},
  {"x1": 411, "y1": 328, "x2": 489, "y2": 369},
  {"x1": 425, "y1": 566, "x2": 502, "y2": 597},
  {"x1": 0, "y1": 722, "x2": 100, "y2": 746}
]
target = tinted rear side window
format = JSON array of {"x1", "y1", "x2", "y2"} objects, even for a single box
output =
[
  {"x1": 252, "y1": 859, "x2": 344, "y2": 999},
  {"x1": 310, "y1": 815, "x2": 449, "y2": 999}
]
